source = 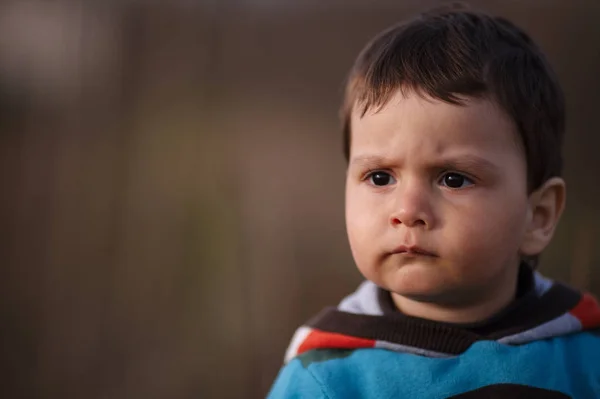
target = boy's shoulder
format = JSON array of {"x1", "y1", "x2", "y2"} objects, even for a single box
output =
[
  {"x1": 271, "y1": 331, "x2": 600, "y2": 398},
  {"x1": 284, "y1": 273, "x2": 600, "y2": 361}
]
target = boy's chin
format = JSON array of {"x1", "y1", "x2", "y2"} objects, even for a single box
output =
[{"x1": 380, "y1": 263, "x2": 455, "y2": 301}]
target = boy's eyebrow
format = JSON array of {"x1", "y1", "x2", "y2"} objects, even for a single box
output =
[
  {"x1": 349, "y1": 155, "x2": 389, "y2": 167},
  {"x1": 350, "y1": 154, "x2": 499, "y2": 172},
  {"x1": 436, "y1": 155, "x2": 499, "y2": 173}
]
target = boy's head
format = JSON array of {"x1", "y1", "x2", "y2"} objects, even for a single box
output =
[{"x1": 342, "y1": 6, "x2": 566, "y2": 322}]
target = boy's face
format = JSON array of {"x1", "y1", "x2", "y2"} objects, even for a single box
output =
[{"x1": 346, "y1": 90, "x2": 531, "y2": 309}]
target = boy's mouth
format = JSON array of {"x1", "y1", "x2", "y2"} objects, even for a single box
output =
[{"x1": 390, "y1": 245, "x2": 437, "y2": 257}]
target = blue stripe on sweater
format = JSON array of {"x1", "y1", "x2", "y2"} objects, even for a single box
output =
[{"x1": 268, "y1": 332, "x2": 600, "y2": 398}]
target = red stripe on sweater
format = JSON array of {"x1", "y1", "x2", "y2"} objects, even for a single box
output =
[
  {"x1": 297, "y1": 330, "x2": 376, "y2": 355},
  {"x1": 570, "y1": 293, "x2": 600, "y2": 329}
]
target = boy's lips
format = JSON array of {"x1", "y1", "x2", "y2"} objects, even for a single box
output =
[{"x1": 390, "y1": 245, "x2": 437, "y2": 257}]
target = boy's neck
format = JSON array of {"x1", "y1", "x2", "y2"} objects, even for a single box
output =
[{"x1": 390, "y1": 270, "x2": 520, "y2": 324}]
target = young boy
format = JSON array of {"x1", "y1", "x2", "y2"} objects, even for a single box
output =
[{"x1": 268, "y1": 5, "x2": 600, "y2": 399}]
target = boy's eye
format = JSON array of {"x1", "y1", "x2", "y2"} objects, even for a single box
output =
[
  {"x1": 368, "y1": 171, "x2": 396, "y2": 186},
  {"x1": 439, "y1": 172, "x2": 474, "y2": 189}
]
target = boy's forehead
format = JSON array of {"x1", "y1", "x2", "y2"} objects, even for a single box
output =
[{"x1": 349, "y1": 91, "x2": 522, "y2": 155}]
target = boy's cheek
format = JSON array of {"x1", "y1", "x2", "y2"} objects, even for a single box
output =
[
  {"x1": 345, "y1": 195, "x2": 382, "y2": 228},
  {"x1": 443, "y1": 214, "x2": 525, "y2": 267}
]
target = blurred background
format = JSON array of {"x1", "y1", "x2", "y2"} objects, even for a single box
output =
[{"x1": 1, "y1": 0, "x2": 599, "y2": 398}]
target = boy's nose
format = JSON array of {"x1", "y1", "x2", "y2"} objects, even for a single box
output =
[{"x1": 389, "y1": 185, "x2": 433, "y2": 229}]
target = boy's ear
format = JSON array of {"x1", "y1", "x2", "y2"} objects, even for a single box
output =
[{"x1": 520, "y1": 177, "x2": 566, "y2": 257}]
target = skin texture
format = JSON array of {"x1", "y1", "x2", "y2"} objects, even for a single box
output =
[{"x1": 345, "y1": 89, "x2": 565, "y2": 323}]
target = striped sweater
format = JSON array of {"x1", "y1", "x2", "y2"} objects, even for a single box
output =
[{"x1": 269, "y1": 267, "x2": 600, "y2": 398}]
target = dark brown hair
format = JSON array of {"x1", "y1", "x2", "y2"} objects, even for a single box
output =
[{"x1": 341, "y1": 5, "x2": 565, "y2": 193}]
